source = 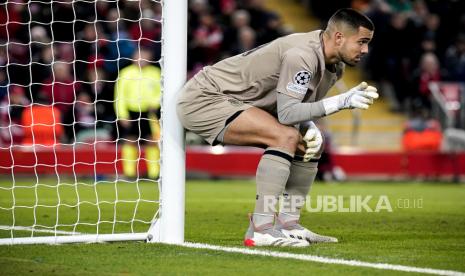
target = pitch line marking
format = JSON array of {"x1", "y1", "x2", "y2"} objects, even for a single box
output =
[
  {"x1": 0, "y1": 225, "x2": 81, "y2": 235},
  {"x1": 181, "y1": 242, "x2": 465, "y2": 276},
  {"x1": 0, "y1": 228, "x2": 463, "y2": 276}
]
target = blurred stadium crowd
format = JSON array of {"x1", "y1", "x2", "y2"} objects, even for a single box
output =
[
  {"x1": 0, "y1": 0, "x2": 162, "y2": 145},
  {"x1": 0, "y1": 0, "x2": 464, "y2": 149}
]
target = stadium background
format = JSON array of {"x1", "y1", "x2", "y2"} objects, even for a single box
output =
[{"x1": 0, "y1": 1, "x2": 464, "y2": 275}]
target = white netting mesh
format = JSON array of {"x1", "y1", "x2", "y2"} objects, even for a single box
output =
[{"x1": 0, "y1": 0, "x2": 162, "y2": 240}]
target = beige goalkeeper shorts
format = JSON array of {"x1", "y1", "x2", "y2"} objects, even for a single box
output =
[{"x1": 176, "y1": 77, "x2": 252, "y2": 145}]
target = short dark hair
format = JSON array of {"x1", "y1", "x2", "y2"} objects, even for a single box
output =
[{"x1": 328, "y1": 8, "x2": 374, "y2": 32}]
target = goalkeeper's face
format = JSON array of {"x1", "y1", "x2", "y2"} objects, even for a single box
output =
[{"x1": 339, "y1": 27, "x2": 373, "y2": 67}]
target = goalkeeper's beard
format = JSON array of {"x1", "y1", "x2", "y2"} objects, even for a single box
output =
[
  {"x1": 341, "y1": 54, "x2": 357, "y2": 67},
  {"x1": 339, "y1": 49, "x2": 361, "y2": 67}
]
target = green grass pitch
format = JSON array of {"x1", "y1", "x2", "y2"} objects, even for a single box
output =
[{"x1": 0, "y1": 178, "x2": 465, "y2": 275}]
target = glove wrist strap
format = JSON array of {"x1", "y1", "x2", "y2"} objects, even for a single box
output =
[{"x1": 322, "y1": 96, "x2": 340, "y2": 115}]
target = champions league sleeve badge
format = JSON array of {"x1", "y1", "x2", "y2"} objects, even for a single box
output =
[
  {"x1": 294, "y1": 70, "x2": 312, "y2": 86},
  {"x1": 286, "y1": 70, "x2": 313, "y2": 95}
]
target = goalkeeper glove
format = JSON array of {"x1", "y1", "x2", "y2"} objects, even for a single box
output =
[
  {"x1": 321, "y1": 82, "x2": 379, "y2": 115},
  {"x1": 302, "y1": 122, "x2": 323, "y2": 162}
]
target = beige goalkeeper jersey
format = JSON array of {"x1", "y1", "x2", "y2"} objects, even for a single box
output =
[{"x1": 193, "y1": 30, "x2": 344, "y2": 115}]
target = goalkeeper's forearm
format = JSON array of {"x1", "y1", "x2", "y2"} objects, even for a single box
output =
[
  {"x1": 277, "y1": 92, "x2": 331, "y2": 125},
  {"x1": 277, "y1": 82, "x2": 378, "y2": 125}
]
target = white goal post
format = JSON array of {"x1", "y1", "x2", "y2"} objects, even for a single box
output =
[
  {"x1": 154, "y1": 0, "x2": 187, "y2": 244},
  {"x1": 0, "y1": 0, "x2": 186, "y2": 245}
]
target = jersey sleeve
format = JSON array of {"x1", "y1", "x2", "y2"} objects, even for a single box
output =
[{"x1": 276, "y1": 47, "x2": 319, "y2": 100}]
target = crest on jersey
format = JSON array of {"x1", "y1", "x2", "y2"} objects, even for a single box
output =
[
  {"x1": 293, "y1": 70, "x2": 312, "y2": 86},
  {"x1": 286, "y1": 70, "x2": 312, "y2": 95}
]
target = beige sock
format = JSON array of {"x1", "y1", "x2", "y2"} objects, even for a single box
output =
[
  {"x1": 253, "y1": 147, "x2": 293, "y2": 226},
  {"x1": 279, "y1": 160, "x2": 318, "y2": 222}
]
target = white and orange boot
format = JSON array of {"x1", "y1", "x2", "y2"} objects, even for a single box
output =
[
  {"x1": 244, "y1": 214, "x2": 309, "y2": 247},
  {"x1": 275, "y1": 213, "x2": 338, "y2": 244}
]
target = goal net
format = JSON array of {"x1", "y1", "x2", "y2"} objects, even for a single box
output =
[{"x1": 0, "y1": 0, "x2": 186, "y2": 245}]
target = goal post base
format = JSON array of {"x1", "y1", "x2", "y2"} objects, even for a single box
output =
[
  {"x1": 0, "y1": 233, "x2": 150, "y2": 245},
  {"x1": 146, "y1": 219, "x2": 161, "y2": 243}
]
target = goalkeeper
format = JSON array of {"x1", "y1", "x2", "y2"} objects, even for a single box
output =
[
  {"x1": 177, "y1": 8, "x2": 378, "y2": 247},
  {"x1": 115, "y1": 47, "x2": 161, "y2": 180}
]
